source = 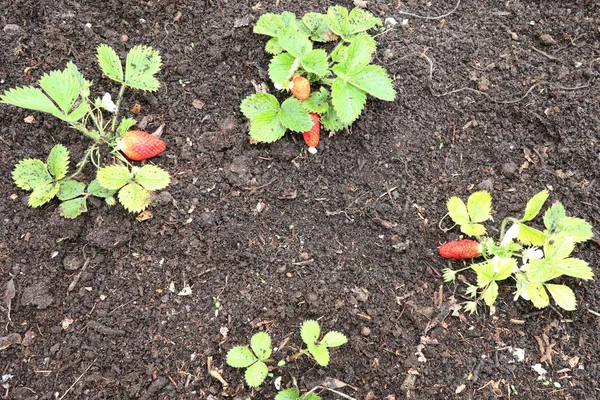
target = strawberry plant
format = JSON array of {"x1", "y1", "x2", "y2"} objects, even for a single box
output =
[
  {"x1": 1, "y1": 44, "x2": 170, "y2": 217},
  {"x1": 275, "y1": 389, "x2": 321, "y2": 400},
  {"x1": 295, "y1": 320, "x2": 348, "y2": 366},
  {"x1": 441, "y1": 190, "x2": 593, "y2": 313},
  {"x1": 226, "y1": 332, "x2": 273, "y2": 387},
  {"x1": 241, "y1": 6, "x2": 396, "y2": 153}
]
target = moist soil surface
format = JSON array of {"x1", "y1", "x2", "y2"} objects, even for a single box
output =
[{"x1": 1, "y1": 1, "x2": 599, "y2": 399}]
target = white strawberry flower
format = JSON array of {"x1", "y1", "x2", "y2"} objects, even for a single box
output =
[
  {"x1": 100, "y1": 93, "x2": 117, "y2": 112},
  {"x1": 501, "y1": 223, "x2": 520, "y2": 246}
]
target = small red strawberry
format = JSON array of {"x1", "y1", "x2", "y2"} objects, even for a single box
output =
[
  {"x1": 117, "y1": 130, "x2": 166, "y2": 161},
  {"x1": 438, "y1": 240, "x2": 482, "y2": 259},
  {"x1": 291, "y1": 74, "x2": 310, "y2": 101},
  {"x1": 303, "y1": 113, "x2": 320, "y2": 154}
]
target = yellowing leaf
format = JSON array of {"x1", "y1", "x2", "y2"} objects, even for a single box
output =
[
  {"x1": 467, "y1": 191, "x2": 492, "y2": 223},
  {"x1": 546, "y1": 284, "x2": 577, "y2": 311}
]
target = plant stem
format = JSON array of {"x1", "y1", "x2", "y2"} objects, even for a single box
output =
[
  {"x1": 67, "y1": 144, "x2": 98, "y2": 180},
  {"x1": 110, "y1": 83, "x2": 127, "y2": 133},
  {"x1": 288, "y1": 349, "x2": 309, "y2": 361}
]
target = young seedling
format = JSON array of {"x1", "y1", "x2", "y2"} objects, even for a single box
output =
[
  {"x1": 1, "y1": 44, "x2": 170, "y2": 217},
  {"x1": 440, "y1": 190, "x2": 593, "y2": 313},
  {"x1": 226, "y1": 332, "x2": 273, "y2": 387},
  {"x1": 241, "y1": 6, "x2": 396, "y2": 153},
  {"x1": 290, "y1": 320, "x2": 348, "y2": 366},
  {"x1": 275, "y1": 388, "x2": 321, "y2": 400}
]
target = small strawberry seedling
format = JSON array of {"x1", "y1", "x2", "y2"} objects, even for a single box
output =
[
  {"x1": 292, "y1": 320, "x2": 348, "y2": 366},
  {"x1": 275, "y1": 388, "x2": 321, "y2": 400},
  {"x1": 226, "y1": 332, "x2": 273, "y2": 388},
  {"x1": 241, "y1": 6, "x2": 396, "y2": 153},
  {"x1": 1, "y1": 44, "x2": 170, "y2": 217},
  {"x1": 440, "y1": 190, "x2": 593, "y2": 313}
]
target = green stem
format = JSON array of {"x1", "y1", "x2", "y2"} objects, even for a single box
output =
[
  {"x1": 67, "y1": 144, "x2": 98, "y2": 180},
  {"x1": 110, "y1": 83, "x2": 127, "y2": 133},
  {"x1": 288, "y1": 349, "x2": 309, "y2": 362}
]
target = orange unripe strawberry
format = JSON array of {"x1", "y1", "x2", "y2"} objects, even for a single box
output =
[
  {"x1": 117, "y1": 130, "x2": 166, "y2": 161},
  {"x1": 438, "y1": 240, "x2": 482, "y2": 259},
  {"x1": 303, "y1": 113, "x2": 320, "y2": 153},
  {"x1": 291, "y1": 74, "x2": 310, "y2": 101}
]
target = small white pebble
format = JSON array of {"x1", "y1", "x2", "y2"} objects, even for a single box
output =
[
  {"x1": 85, "y1": 23, "x2": 92, "y2": 29},
  {"x1": 308, "y1": 147, "x2": 318, "y2": 155}
]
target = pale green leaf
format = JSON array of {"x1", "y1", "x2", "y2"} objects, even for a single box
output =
[
  {"x1": 59, "y1": 197, "x2": 87, "y2": 218},
  {"x1": 461, "y1": 223, "x2": 487, "y2": 237},
  {"x1": 97, "y1": 165, "x2": 132, "y2": 190},
  {"x1": 117, "y1": 117, "x2": 137, "y2": 137},
  {"x1": 326, "y1": 5, "x2": 349, "y2": 37},
  {"x1": 446, "y1": 196, "x2": 470, "y2": 225},
  {"x1": 240, "y1": 93, "x2": 279, "y2": 120},
  {"x1": 133, "y1": 165, "x2": 170, "y2": 191},
  {"x1": 348, "y1": 65, "x2": 396, "y2": 101},
  {"x1": 301, "y1": 12, "x2": 337, "y2": 42},
  {"x1": 331, "y1": 45, "x2": 348, "y2": 64},
  {"x1": 253, "y1": 12, "x2": 295, "y2": 37},
  {"x1": 56, "y1": 179, "x2": 86, "y2": 201},
  {"x1": 545, "y1": 284, "x2": 577, "y2": 311},
  {"x1": 125, "y1": 45, "x2": 162, "y2": 91},
  {"x1": 521, "y1": 189, "x2": 548, "y2": 222},
  {"x1": 467, "y1": 191, "x2": 492, "y2": 223},
  {"x1": 278, "y1": 28, "x2": 312, "y2": 59},
  {"x1": 265, "y1": 37, "x2": 284, "y2": 55},
  {"x1": 46, "y1": 144, "x2": 70, "y2": 180},
  {"x1": 525, "y1": 259, "x2": 553, "y2": 283},
  {"x1": 482, "y1": 281, "x2": 499, "y2": 306},
  {"x1": 301, "y1": 49, "x2": 329, "y2": 77},
  {"x1": 321, "y1": 104, "x2": 350, "y2": 131},
  {"x1": 87, "y1": 179, "x2": 117, "y2": 198},
  {"x1": 0, "y1": 86, "x2": 63, "y2": 119},
  {"x1": 331, "y1": 77, "x2": 366, "y2": 125},
  {"x1": 269, "y1": 52, "x2": 297, "y2": 84},
  {"x1": 300, "y1": 320, "x2": 320, "y2": 345},
  {"x1": 245, "y1": 360, "x2": 268, "y2": 387},
  {"x1": 226, "y1": 346, "x2": 257, "y2": 368},
  {"x1": 321, "y1": 331, "x2": 347, "y2": 348},
  {"x1": 544, "y1": 232, "x2": 574, "y2": 260},
  {"x1": 302, "y1": 87, "x2": 329, "y2": 114},
  {"x1": 339, "y1": 34, "x2": 376, "y2": 76},
  {"x1": 347, "y1": 7, "x2": 382, "y2": 35},
  {"x1": 12, "y1": 159, "x2": 52, "y2": 190},
  {"x1": 118, "y1": 182, "x2": 152, "y2": 213},
  {"x1": 473, "y1": 261, "x2": 494, "y2": 287},
  {"x1": 555, "y1": 217, "x2": 593, "y2": 243},
  {"x1": 543, "y1": 202, "x2": 566, "y2": 231},
  {"x1": 494, "y1": 258, "x2": 517, "y2": 281},
  {"x1": 279, "y1": 97, "x2": 313, "y2": 132},
  {"x1": 250, "y1": 332, "x2": 272, "y2": 361},
  {"x1": 275, "y1": 389, "x2": 301, "y2": 400},
  {"x1": 552, "y1": 258, "x2": 594, "y2": 280},
  {"x1": 517, "y1": 223, "x2": 546, "y2": 246},
  {"x1": 39, "y1": 69, "x2": 79, "y2": 114},
  {"x1": 66, "y1": 102, "x2": 90, "y2": 122},
  {"x1": 528, "y1": 282, "x2": 549, "y2": 308},
  {"x1": 307, "y1": 343, "x2": 330, "y2": 366},
  {"x1": 304, "y1": 394, "x2": 322, "y2": 400},
  {"x1": 29, "y1": 182, "x2": 59, "y2": 207},
  {"x1": 97, "y1": 44, "x2": 123, "y2": 82},
  {"x1": 248, "y1": 109, "x2": 287, "y2": 143},
  {"x1": 66, "y1": 62, "x2": 92, "y2": 98}
]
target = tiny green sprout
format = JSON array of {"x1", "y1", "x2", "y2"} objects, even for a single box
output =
[
  {"x1": 275, "y1": 388, "x2": 321, "y2": 400},
  {"x1": 296, "y1": 320, "x2": 348, "y2": 367},
  {"x1": 226, "y1": 332, "x2": 273, "y2": 388}
]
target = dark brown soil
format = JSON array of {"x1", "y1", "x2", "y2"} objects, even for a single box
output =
[{"x1": 1, "y1": 0, "x2": 599, "y2": 399}]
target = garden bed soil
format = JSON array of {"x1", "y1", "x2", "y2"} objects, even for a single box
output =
[{"x1": 1, "y1": 0, "x2": 599, "y2": 399}]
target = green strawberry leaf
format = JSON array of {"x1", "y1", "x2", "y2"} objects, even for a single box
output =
[
  {"x1": 245, "y1": 360, "x2": 268, "y2": 388},
  {"x1": 331, "y1": 44, "x2": 348, "y2": 64},
  {"x1": 97, "y1": 44, "x2": 124, "y2": 82},
  {"x1": 250, "y1": 332, "x2": 272, "y2": 361},
  {"x1": 133, "y1": 165, "x2": 170, "y2": 192},
  {"x1": 494, "y1": 258, "x2": 517, "y2": 281},
  {"x1": 326, "y1": 5, "x2": 349, "y2": 39},
  {"x1": 307, "y1": 342, "x2": 330, "y2": 366},
  {"x1": 544, "y1": 232, "x2": 574, "y2": 260},
  {"x1": 254, "y1": 12, "x2": 296, "y2": 37},
  {"x1": 117, "y1": 182, "x2": 152, "y2": 213},
  {"x1": 467, "y1": 191, "x2": 492, "y2": 223},
  {"x1": 555, "y1": 217, "x2": 593, "y2": 243},
  {"x1": 446, "y1": 196, "x2": 470, "y2": 225},
  {"x1": 348, "y1": 64, "x2": 396, "y2": 101},
  {"x1": 321, "y1": 331, "x2": 348, "y2": 348},
  {"x1": 265, "y1": 37, "x2": 284, "y2": 55},
  {"x1": 304, "y1": 394, "x2": 322, "y2": 400},
  {"x1": 125, "y1": 45, "x2": 161, "y2": 91},
  {"x1": 59, "y1": 197, "x2": 87, "y2": 219},
  {"x1": 269, "y1": 52, "x2": 297, "y2": 84},
  {"x1": 29, "y1": 182, "x2": 60, "y2": 207},
  {"x1": 347, "y1": 7, "x2": 382, "y2": 35},
  {"x1": 528, "y1": 282, "x2": 550, "y2": 308},
  {"x1": 279, "y1": 97, "x2": 312, "y2": 132},
  {"x1": 461, "y1": 223, "x2": 487, "y2": 237},
  {"x1": 321, "y1": 104, "x2": 350, "y2": 131},
  {"x1": 46, "y1": 144, "x2": 70, "y2": 180},
  {"x1": 240, "y1": 93, "x2": 280, "y2": 120},
  {"x1": 543, "y1": 202, "x2": 566, "y2": 231},
  {"x1": 226, "y1": 346, "x2": 257, "y2": 368},
  {"x1": 338, "y1": 34, "x2": 376, "y2": 76},
  {"x1": 545, "y1": 284, "x2": 577, "y2": 311},
  {"x1": 331, "y1": 77, "x2": 366, "y2": 125},
  {"x1": 517, "y1": 223, "x2": 546, "y2": 246},
  {"x1": 275, "y1": 388, "x2": 301, "y2": 400},
  {"x1": 301, "y1": 49, "x2": 329, "y2": 77},
  {"x1": 301, "y1": 12, "x2": 337, "y2": 42},
  {"x1": 525, "y1": 258, "x2": 553, "y2": 284},
  {"x1": 97, "y1": 165, "x2": 132, "y2": 190},
  {"x1": 482, "y1": 281, "x2": 499, "y2": 306},
  {"x1": 39, "y1": 69, "x2": 80, "y2": 115},
  {"x1": 56, "y1": 179, "x2": 86, "y2": 201},
  {"x1": 87, "y1": 179, "x2": 117, "y2": 198},
  {"x1": 0, "y1": 86, "x2": 63, "y2": 120},
  {"x1": 278, "y1": 28, "x2": 312, "y2": 59},
  {"x1": 249, "y1": 109, "x2": 287, "y2": 143},
  {"x1": 66, "y1": 62, "x2": 92, "y2": 98},
  {"x1": 473, "y1": 261, "x2": 494, "y2": 287},
  {"x1": 303, "y1": 87, "x2": 330, "y2": 114},
  {"x1": 12, "y1": 159, "x2": 53, "y2": 190},
  {"x1": 300, "y1": 320, "x2": 320, "y2": 346},
  {"x1": 552, "y1": 258, "x2": 594, "y2": 280},
  {"x1": 117, "y1": 117, "x2": 137, "y2": 137},
  {"x1": 521, "y1": 189, "x2": 549, "y2": 222}
]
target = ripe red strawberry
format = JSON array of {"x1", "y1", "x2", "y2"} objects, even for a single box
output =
[
  {"x1": 303, "y1": 113, "x2": 320, "y2": 153},
  {"x1": 438, "y1": 240, "x2": 482, "y2": 259},
  {"x1": 291, "y1": 74, "x2": 310, "y2": 101},
  {"x1": 117, "y1": 130, "x2": 166, "y2": 161}
]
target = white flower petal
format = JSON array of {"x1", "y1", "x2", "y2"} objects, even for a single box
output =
[
  {"x1": 501, "y1": 223, "x2": 520, "y2": 246},
  {"x1": 101, "y1": 93, "x2": 117, "y2": 112}
]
